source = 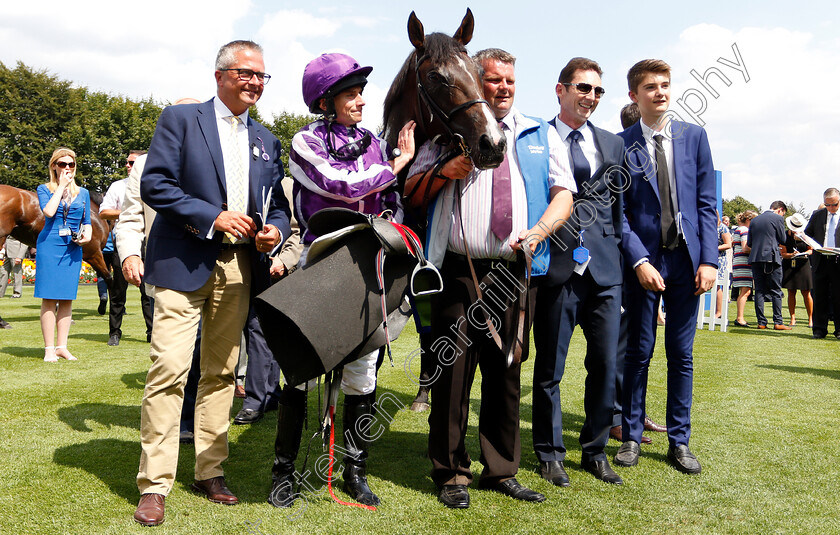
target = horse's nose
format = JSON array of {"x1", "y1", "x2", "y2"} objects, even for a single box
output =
[{"x1": 478, "y1": 133, "x2": 506, "y2": 167}]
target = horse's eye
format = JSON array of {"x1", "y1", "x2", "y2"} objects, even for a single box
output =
[{"x1": 427, "y1": 71, "x2": 445, "y2": 84}]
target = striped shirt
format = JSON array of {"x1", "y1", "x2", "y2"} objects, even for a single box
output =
[{"x1": 409, "y1": 110, "x2": 574, "y2": 260}]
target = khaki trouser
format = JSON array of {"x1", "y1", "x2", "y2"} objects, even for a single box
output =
[{"x1": 137, "y1": 249, "x2": 251, "y2": 495}]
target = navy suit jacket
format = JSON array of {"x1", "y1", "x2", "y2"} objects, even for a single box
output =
[
  {"x1": 544, "y1": 119, "x2": 626, "y2": 287},
  {"x1": 140, "y1": 98, "x2": 291, "y2": 293},
  {"x1": 804, "y1": 208, "x2": 840, "y2": 271},
  {"x1": 618, "y1": 120, "x2": 717, "y2": 273},
  {"x1": 747, "y1": 211, "x2": 785, "y2": 265}
]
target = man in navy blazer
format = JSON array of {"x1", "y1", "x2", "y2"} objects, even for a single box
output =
[
  {"x1": 804, "y1": 188, "x2": 840, "y2": 339},
  {"x1": 613, "y1": 59, "x2": 717, "y2": 475},
  {"x1": 747, "y1": 201, "x2": 789, "y2": 330},
  {"x1": 533, "y1": 57, "x2": 625, "y2": 487},
  {"x1": 134, "y1": 40, "x2": 290, "y2": 527}
]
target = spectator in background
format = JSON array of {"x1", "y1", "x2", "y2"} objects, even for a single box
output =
[
  {"x1": 1, "y1": 236, "x2": 26, "y2": 298},
  {"x1": 619, "y1": 102, "x2": 640, "y2": 129},
  {"x1": 804, "y1": 188, "x2": 840, "y2": 339},
  {"x1": 781, "y1": 213, "x2": 813, "y2": 327},
  {"x1": 731, "y1": 211, "x2": 757, "y2": 326},
  {"x1": 35, "y1": 148, "x2": 92, "y2": 362},
  {"x1": 747, "y1": 201, "x2": 789, "y2": 330},
  {"x1": 233, "y1": 178, "x2": 302, "y2": 425},
  {"x1": 716, "y1": 211, "x2": 732, "y2": 318},
  {"x1": 100, "y1": 150, "x2": 154, "y2": 345}
]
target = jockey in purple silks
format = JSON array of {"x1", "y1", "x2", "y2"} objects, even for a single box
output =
[{"x1": 269, "y1": 52, "x2": 415, "y2": 509}]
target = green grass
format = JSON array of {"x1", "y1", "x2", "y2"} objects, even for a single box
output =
[{"x1": 1, "y1": 286, "x2": 839, "y2": 534}]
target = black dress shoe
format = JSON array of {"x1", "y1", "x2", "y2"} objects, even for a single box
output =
[
  {"x1": 0, "y1": 319, "x2": 11, "y2": 329},
  {"x1": 538, "y1": 460, "x2": 570, "y2": 487},
  {"x1": 107, "y1": 334, "x2": 120, "y2": 346},
  {"x1": 733, "y1": 320, "x2": 749, "y2": 327},
  {"x1": 479, "y1": 478, "x2": 545, "y2": 503},
  {"x1": 179, "y1": 430, "x2": 194, "y2": 444},
  {"x1": 269, "y1": 475, "x2": 296, "y2": 508},
  {"x1": 581, "y1": 458, "x2": 623, "y2": 485},
  {"x1": 98, "y1": 296, "x2": 108, "y2": 315},
  {"x1": 614, "y1": 441, "x2": 640, "y2": 467},
  {"x1": 233, "y1": 408, "x2": 264, "y2": 425},
  {"x1": 438, "y1": 484, "x2": 470, "y2": 509},
  {"x1": 667, "y1": 444, "x2": 701, "y2": 474}
]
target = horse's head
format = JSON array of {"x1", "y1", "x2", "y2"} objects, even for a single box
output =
[{"x1": 403, "y1": 9, "x2": 506, "y2": 170}]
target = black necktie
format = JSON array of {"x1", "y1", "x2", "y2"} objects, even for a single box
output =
[
  {"x1": 567, "y1": 130, "x2": 590, "y2": 185},
  {"x1": 654, "y1": 134, "x2": 677, "y2": 249}
]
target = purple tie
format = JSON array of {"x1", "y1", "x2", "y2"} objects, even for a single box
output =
[{"x1": 491, "y1": 121, "x2": 512, "y2": 241}]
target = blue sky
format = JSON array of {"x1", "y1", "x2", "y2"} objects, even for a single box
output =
[{"x1": 2, "y1": 1, "x2": 838, "y2": 213}]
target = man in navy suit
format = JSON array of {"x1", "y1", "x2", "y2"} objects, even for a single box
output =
[
  {"x1": 804, "y1": 188, "x2": 840, "y2": 339},
  {"x1": 133, "y1": 40, "x2": 291, "y2": 527},
  {"x1": 533, "y1": 57, "x2": 625, "y2": 487},
  {"x1": 613, "y1": 59, "x2": 717, "y2": 475},
  {"x1": 747, "y1": 201, "x2": 789, "y2": 330}
]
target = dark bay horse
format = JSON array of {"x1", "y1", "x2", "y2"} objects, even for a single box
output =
[
  {"x1": 0, "y1": 184, "x2": 112, "y2": 284},
  {"x1": 382, "y1": 9, "x2": 506, "y2": 411},
  {"x1": 383, "y1": 8, "x2": 505, "y2": 177}
]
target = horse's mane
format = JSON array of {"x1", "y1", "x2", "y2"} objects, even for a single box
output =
[{"x1": 382, "y1": 32, "x2": 469, "y2": 131}]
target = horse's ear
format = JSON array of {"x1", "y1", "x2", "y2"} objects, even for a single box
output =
[
  {"x1": 453, "y1": 8, "x2": 474, "y2": 45},
  {"x1": 408, "y1": 11, "x2": 425, "y2": 49}
]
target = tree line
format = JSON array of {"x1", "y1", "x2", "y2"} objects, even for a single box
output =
[
  {"x1": 1, "y1": 61, "x2": 806, "y2": 222},
  {"x1": 0, "y1": 61, "x2": 312, "y2": 194},
  {"x1": 722, "y1": 196, "x2": 809, "y2": 224}
]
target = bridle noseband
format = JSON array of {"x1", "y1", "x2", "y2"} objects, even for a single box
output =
[{"x1": 414, "y1": 52, "x2": 489, "y2": 156}]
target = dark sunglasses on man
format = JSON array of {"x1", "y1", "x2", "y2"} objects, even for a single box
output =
[{"x1": 563, "y1": 82, "x2": 606, "y2": 97}]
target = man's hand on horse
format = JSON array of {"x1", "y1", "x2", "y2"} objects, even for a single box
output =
[
  {"x1": 441, "y1": 155, "x2": 473, "y2": 180},
  {"x1": 213, "y1": 211, "x2": 257, "y2": 240},
  {"x1": 122, "y1": 255, "x2": 144, "y2": 287}
]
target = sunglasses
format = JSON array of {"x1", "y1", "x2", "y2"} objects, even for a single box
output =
[
  {"x1": 563, "y1": 82, "x2": 606, "y2": 97},
  {"x1": 55, "y1": 161, "x2": 76, "y2": 169},
  {"x1": 826, "y1": 202, "x2": 839, "y2": 207},
  {"x1": 126, "y1": 160, "x2": 136, "y2": 167}
]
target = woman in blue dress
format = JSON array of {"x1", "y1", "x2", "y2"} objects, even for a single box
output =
[{"x1": 35, "y1": 148, "x2": 92, "y2": 362}]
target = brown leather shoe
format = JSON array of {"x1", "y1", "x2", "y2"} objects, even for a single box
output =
[
  {"x1": 191, "y1": 476, "x2": 238, "y2": 505},
  {"x1": 134, "y1": 493, "x2": 165, "y2": 526},
  {"x1": 757, "y1": 325, "x2": 767, "y2": 329},
  {"x1": 643, "y1": 415, "x2": 667, "y2": 433},
  {"x1": 774, "y1": 324, "x2": 792, "y2": 331},
  {"x1": 609, "y1": 425, "x2": 652, "y2": 444}
]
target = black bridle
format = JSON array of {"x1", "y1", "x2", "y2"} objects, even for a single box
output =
[{"x1": 413, "y1": 52, "x2": 489, "y2": 156}]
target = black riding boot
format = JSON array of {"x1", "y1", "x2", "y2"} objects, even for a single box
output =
[
  {"x1": 268, "y1": 387, "x2": 306, "y2": 508},
  {"x1": 342, "y1": 393, "x2": 380, "y2": 506}
]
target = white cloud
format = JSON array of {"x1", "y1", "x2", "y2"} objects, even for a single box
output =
[{"x1": 665, "y1": 24, "x2": 840, "y2": 212}]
